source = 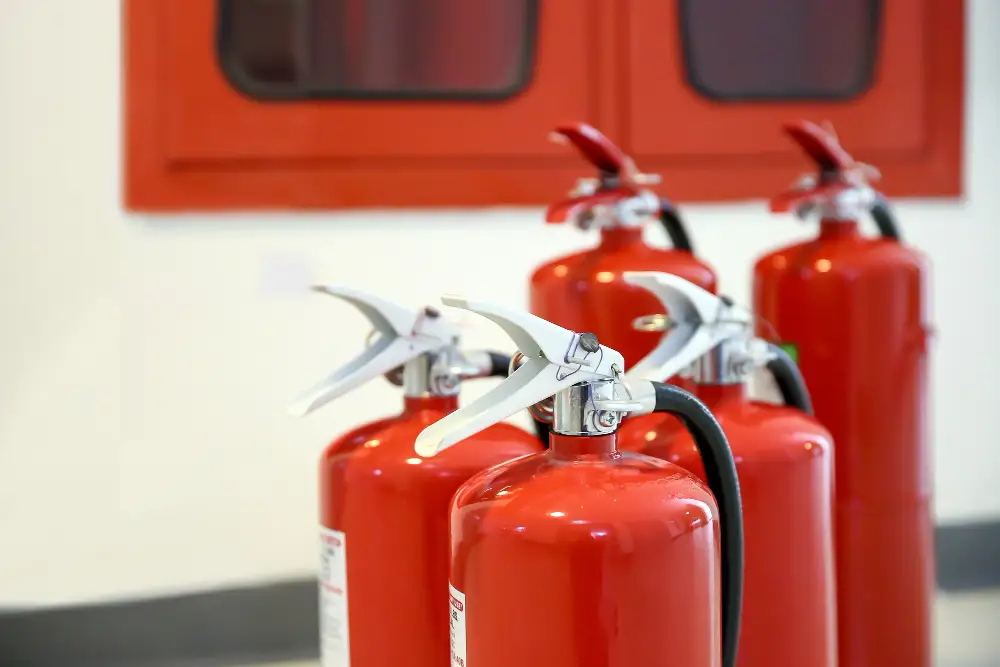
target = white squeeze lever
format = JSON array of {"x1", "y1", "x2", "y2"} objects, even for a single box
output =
[
  {"x1": 415, "y1": 295, "x2": 651, "y2": 457},
  {"x1": 623, "y1": 271, "x2": 774, "y2": 382},
  {"x1": 288, "y1": 285, "x2": 460, "y2": 417}
]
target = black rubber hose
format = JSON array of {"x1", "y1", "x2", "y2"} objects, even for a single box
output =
[
  {"x1": 652, "y1": 382, "x2": 743, "y2": 667},
  {"x1": 486, "y1": 352, "x2": 513, "y2": 378},
  {"x1": 765, "y1": 343, "x2": 814, "y2": 415},
  {"x1": 533, "y1": 419, "x2": 551, "y2": 448},
  {"x1": 485, "y1": 352, "x2": 551, "y2": 447},
  {"x1": 871, "y1": 194, "x2": 902, "y2": 241},
  {"x1": 658, "y1": 198, "x2": 695, "y2": 253}
]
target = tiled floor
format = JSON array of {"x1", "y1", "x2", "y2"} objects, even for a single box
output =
[{"x1": 240, "y1": 590, "x2": 1000, "y2": 667}]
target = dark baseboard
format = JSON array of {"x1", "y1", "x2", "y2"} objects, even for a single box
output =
[
  {"x1": 1, "y1": 522, "x2": 997, "y2": 667},
  {"x1": 936, "y1": 520, "x2": 1000, "y2": 591},
  {"x1": 0, "y1": 581, "x2": 318, "y2": 667}
]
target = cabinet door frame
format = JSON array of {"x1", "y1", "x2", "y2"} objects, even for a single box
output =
[
  {"x1": 620, "y1": 0, "x2": 964, "y2": 201},
  {"x1": 124, "y1": 0, "x2": 620, "y2": 212}
]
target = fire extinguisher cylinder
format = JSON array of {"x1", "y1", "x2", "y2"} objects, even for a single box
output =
[
  {"x1": 416, "y1": 296, "x2": 744, "y2": 667},
  {"x1": 618, "y1": 271, "x2": 837, "y2": 667},
  {"x1": 289, "y1": 285, "x2": 543, "y2": 667},
  {"x1": 757, "y1": 119, "x2": 933, "y2": 667}
]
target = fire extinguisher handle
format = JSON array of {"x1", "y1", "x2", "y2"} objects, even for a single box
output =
[
  {"x1": 871, "y1": 193, "x2": 902, "y2": 241},
  {"x1": 765, "y1": 343, "x2": 814, "y2": 415},
  {"x1": 658, "y1": 198, "x2": 695, "y2": 253},
  {"x1": 651, "y1": 382, "x2": 743, "y2": 667}
]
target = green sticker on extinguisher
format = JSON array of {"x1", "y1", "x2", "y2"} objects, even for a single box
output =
[{"x1": 777, "y1": 342, "x2": 799, "y2": 365}]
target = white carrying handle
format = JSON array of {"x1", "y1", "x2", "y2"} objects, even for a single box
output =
[
  {"x1": 623, "y1": 272, "x2": 752, "y2": 381},
  {"x1": 288, "y1": 285, "x2": 459, "y2": 417},
  {"x1": 414, "y1": 295, "x2": 625, "y2": 457}
]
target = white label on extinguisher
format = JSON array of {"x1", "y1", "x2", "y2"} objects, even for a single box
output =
[
  {"x1": 449, "y1": 583, "x2": 468, "y2": 667},
  {"x1": 319, "y1": 527, "x2": 350, "y2": 667}
]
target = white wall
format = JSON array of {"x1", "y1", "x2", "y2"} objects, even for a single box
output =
[{"x1": 0, "y1": 0, "x2": 996, "y2": 607}]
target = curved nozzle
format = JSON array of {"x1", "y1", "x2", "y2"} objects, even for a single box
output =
[
  {"x1": 545, "y1": 122, "x2": 662, "y2": 226},
  {"x1": 623, "y1": 272, "x2": 751, "y2": 382},
  {"x1": 771, "y1": 119, "x2": 885, "y2": 219},
  {"x1": 550, "y1": 122, "x2": 635, "y2": 178},
  {"x1": 415, "y1": 296, "x2": 626, "y2": 457},
  {"x1": 783, "y1": 119, "x2": 856, "y2": 174},
  {"x1": 287, "y1": 285, "x2": 460, "y2": 417}
]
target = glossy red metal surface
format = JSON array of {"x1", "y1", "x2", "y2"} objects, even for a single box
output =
[
  {"x1": 615, "y1": 410, "x2": 684, "y2": 459},
  {"x1": 319, "y1": 395, "x2": 541, "y2": 667},
  {"x1": 449, "y1": 431, "x2": 722, "y2": 667},
  {"x1": 753, "y1": 219, "x2": 933, "y2": 667},
  {"x1": 782, "y1": 120, "x2": 857, "y2": 173},
  {"x1": 621, "y1": 384, "x2": 837, "y2": 667},
  {"x1": 550, "y1": 122, "x2": 634, "y2": 178},
  {"x1": 529, "y1": 227, "x2": 716, "y2": 372}
]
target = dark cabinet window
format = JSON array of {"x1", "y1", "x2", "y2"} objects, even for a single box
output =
[
  {"x1": 679, "y1": 0, "x2": 880, "y2": 101},
  {"x1": 217, "y1": 0, "x2": 538, "y2": 99}
]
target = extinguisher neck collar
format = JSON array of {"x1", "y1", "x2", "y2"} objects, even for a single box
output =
[
  {"x1": 692, "y1": 382, "x2": 746, "y2": 406},
  {"x1": 818, "y1": 218, "x2": 860, "y2": 239},
  {"x1": 402, "y1": 393, "x2": 459, "y2": 415},
  {"x1": 401, "y1": 353, "x2": 453, "y2": 398},
  {"x1": 402, "y1": 348, "x2": 502, "y2": 399},
  {"x1": 548, "y1": 432, "x2": 618, "y2": 458},
  {"x1": 598, "y1": 225, "x2": 645, "y2": 248},
  {"x1": 549, "y1": 380, "x2": 652, "y2": 436},
  {"x1": 686, "y1": 338, "x2": 773, "y2": 386},
  {"x1": 785, "y1": 182, "x2": 879, "y2": 224},
  {"x1": 555, "y1": 190, "x2": 661, "y2": 232}
]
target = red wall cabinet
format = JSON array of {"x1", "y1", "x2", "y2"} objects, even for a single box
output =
[
  {"x1": 627, "y1": 0, "x2": 964, "y2": 200},
  {"x1": 125, "y1": 0, "x2": 963, "y2": 211},
  {"x1": 125, "y1": 0, "x2": 616, "y2": 210}
]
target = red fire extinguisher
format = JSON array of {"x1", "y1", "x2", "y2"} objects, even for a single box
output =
[
  {"x1": 415, "y1": 296, "x2": 744, "y2": 667},
  {"x1": 530, "y1": 122, "x2": 717, "y2": 373},
  {"x1": 753, "y1": 120, "x2": 934, "y2": 667},
  {"x1": 288, "y1": 285, "x2": 543, "y2": 667},
  {"x1": 617, "y1": 271, "x2": 836, "y2": 667}
]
